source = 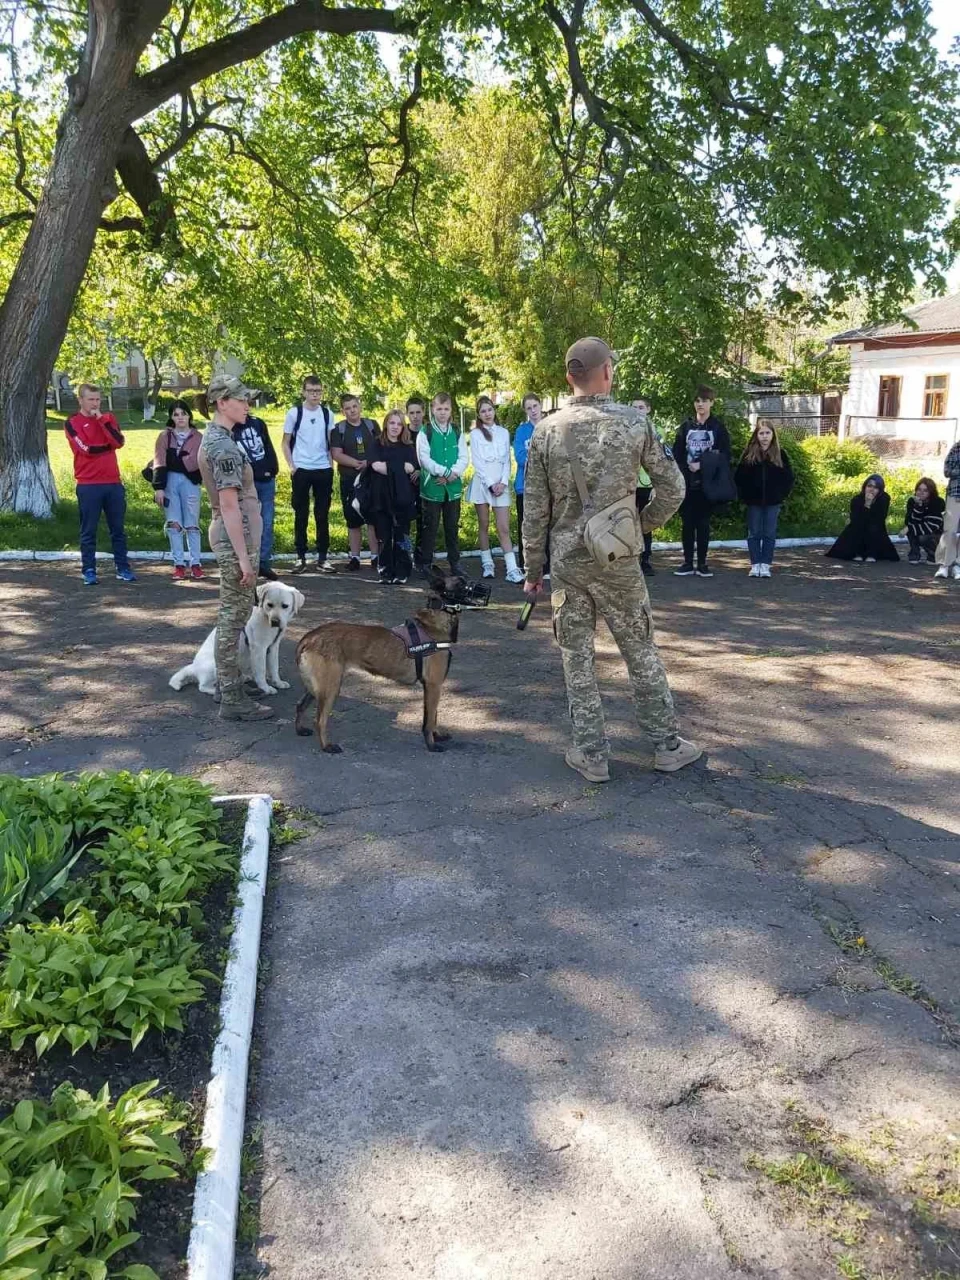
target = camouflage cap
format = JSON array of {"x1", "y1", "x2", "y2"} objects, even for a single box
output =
[
  {"x1": 206, "y1": 373, "x2": 253, "y2": 405},
  {"x1": 565, "y1": 337, "x2": 617, "y2": 377}
]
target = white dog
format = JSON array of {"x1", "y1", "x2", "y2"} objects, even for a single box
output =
[{"x1": 170, "y1": 581, "x2": 305, "y2": 697}]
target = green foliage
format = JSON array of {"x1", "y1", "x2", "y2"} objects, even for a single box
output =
[
  {"x1": 801, "y1": 437, "x2": 879, "y2": 480},
  {"x1": 0, "y1": 812, "x2": 83, "y2": 929},
  {"x1": 0, "y1": 1079, "x2": 183, "y2": 1280},
  {"x1": 0, "y1": 772, "x2": 231, "y2": 1057}
]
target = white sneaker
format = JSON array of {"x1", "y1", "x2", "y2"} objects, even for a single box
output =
[
  {"x1": 934, "y1": 565, "x2": 949, "y2": 579},
  {"x1": 748, "y1": 564, "x2": 760, "y2": 577},
  {"x1": 952, "y1": 564, "x2": 960, "y2": 581},
  {"x1": 505, "y1": 567, "x2": 525, "y2": 583},
  {"x1": 480, "y1": 551, "x2": 495, "y2": 579},
  {"x1": 759, "y1": 563, "x2": 772, "y2": 578},
  {"x1": 865, "y1": 556, "x2": 877, "y2": 563}
]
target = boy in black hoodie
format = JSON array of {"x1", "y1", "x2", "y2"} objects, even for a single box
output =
[
  {"x1": 672, "y1": 385, "x2": 731, "y2": 577},
  {"x1": 233, "y1": 398, "x2": 280, "y2": 580}
]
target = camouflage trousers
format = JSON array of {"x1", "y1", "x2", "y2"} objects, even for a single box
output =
[
  {"x1": 211, "y1": 536, "x2": 256, "y2": 704},
  {"x1": 551, "y1": 561, "x2": 680, "y2": 760}
]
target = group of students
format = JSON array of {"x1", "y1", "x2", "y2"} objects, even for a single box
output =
[{"x1": 65, "y1": 376, "x2": 960, "y2": 589}]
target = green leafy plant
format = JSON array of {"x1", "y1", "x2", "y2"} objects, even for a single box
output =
[
  {"x1": 0, "y1": 1079, "x2": 184, "y2": 1279},
  {"x1": 0, "y1": 811, "x2": 85, "y2": 928}
]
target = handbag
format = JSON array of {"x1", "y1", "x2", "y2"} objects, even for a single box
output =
[
  {"x1": 561, "y1": 425, "x2": 640, "y2": 568},
  {"x1": 700, "y1": 449, "x2": 738, "y2": 504}
]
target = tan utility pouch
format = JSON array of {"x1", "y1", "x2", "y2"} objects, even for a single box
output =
[{"x1": 562, "y1": 425, "x2": 640, "y2": 567}]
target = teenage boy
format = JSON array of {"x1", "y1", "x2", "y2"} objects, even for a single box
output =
[
  {"x1": 330, "y1": 393, "x2": 380, "y2": 572},
  {"x1": 632, "y1": 397, "x2": 656, "y2": 577},
  {"x1": 65, "y1": 383, "x2": 136, "y2": 586},
  {"x1": 673, "y1": 385, "x2": 731, "y2": 578},
  {"x1": 283, "y1": 375, "x2": 337, "y2": 574},
  {"x1": 513, "y1": 392, "x2": 549, "y2": 576},
  {"x1": 406, "y1": 396, "x2": 426, "y2": 565},
  {"x1": 416, "y1": 393, "x2": 467, "y2": 575},
  {"x1": 234, "y1": 395, "x2": 280, "y2": 580}
]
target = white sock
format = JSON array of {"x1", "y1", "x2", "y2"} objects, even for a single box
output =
[
  {"x1": 480, "y1": 549, "x2": 494, "y2": 568},
  {"x1": 504, "y1": 550, "x2": 519, "y2": 574}
]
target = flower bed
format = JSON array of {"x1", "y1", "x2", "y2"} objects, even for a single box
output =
[{"x1": 0, "y1": 771, "x2": 251, "y2": 1279}]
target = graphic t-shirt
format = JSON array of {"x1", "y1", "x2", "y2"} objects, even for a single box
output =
[
  {"x1": 685, "y1": 426, "x2": 714, "y2": 491},
  {"x1": 283, "y1": 404, "x2": 333, "y2": 470},
  {"x1": 234, "y1": 421, "x2": 266, "y2": 465}
]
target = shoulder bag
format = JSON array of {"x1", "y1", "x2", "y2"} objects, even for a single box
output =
[{"x1": 561, "y1": 424, "x2": 640, "y2": 568}]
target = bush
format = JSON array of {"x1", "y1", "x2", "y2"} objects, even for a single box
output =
[{"x1": 801, "y1": 436, "x2": 877, "y2": 479}]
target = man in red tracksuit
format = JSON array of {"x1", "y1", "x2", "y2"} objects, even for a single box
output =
[{"x1": 65, "y1": 383, "x2": 136, "y2": 585}]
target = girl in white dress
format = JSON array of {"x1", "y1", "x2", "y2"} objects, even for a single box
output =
[{"x1": 468, "y1": 396, "x2": 524, "y2": 582}]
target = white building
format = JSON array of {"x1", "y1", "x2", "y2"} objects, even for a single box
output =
[{"x1": 832, "y1": 294, "x2": 960, "y2": 461}]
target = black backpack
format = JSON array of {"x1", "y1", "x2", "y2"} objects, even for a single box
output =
[{"x1": 290, "y1": 402, "x2": 333, "y2": 452}]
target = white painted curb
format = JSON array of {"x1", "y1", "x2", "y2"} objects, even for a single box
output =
[
  {"x1": 0, "y1": 535, "x2": 910, "y2": 563},
  {"x1": 187, "y1": 792, "x2": 273, "y2": 1280}
]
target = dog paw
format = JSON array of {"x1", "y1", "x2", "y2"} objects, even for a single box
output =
[
  {"x1": 295, "y1": 726, "x2": 314, "y2": 737},
  {"x1": 425, "y1": 742, "x2": 446, "y2": 753},
  {"x1": 258, "y1": 686, "x2": 277, "y2": 695},
  {"x1": 273, "y1": 680, "x2": 290, "y2": 690},
  {"x1": 322, "y1": 743, "x2": 343, "y2": 754},
  {"x1": 434, "y1": 731, "x2": 451, "y2": 743}
]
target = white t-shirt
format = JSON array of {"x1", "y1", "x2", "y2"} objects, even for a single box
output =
[{"x1": 283, "y1": 404, "x2": 333, "y2": 470}]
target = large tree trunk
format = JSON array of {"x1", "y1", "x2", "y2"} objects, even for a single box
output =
[{"x1": 0, "y1": 2, "x2": 166, "y2": 517}]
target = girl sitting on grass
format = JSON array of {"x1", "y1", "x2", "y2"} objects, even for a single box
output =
[{"x1": 826, "y1": 474, "x2": 900, "y2": 563}]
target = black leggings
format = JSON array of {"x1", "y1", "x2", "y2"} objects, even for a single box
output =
[
  {"x1": 374, "y1": 513, "x2": 412, "y2": 580},
  {"x1": 516, "y1": 492, "x2": 550, "y2": 573},
  {"x1": 635, "y1": 487, "x2": 654, "y2": 561},
  {"x1": 680, "y1": 491, "x2": 712, "y2": 567}
]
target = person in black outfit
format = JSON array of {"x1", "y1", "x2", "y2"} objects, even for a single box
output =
[
  {"x1": 406, "y1": 396, "x2": 426, "y2": 566},
  {"x1": 368, "y1": 409, "x2": 419, "y2": 583},
  {"x1": 632, "y1": 398, "x2": 656, "y2": 576},
  {"x1": 331, "y1": 393, "x2": 380, "y2": 571},
  {"x1": 233, "y1": 398, "x2": 280, "y2": 579},
  {"x1": 734, "y1": 420, "x2": 794, "y2": 577},
  {"x1": 673, "y1": 385, "x2": 731, "y2": 578},
  {"x1": 826, "y1": 474, "x2": 900, "y2": 562},
  {"x1": 900, "y1": 478, "x2": 945, "y2": 564}
]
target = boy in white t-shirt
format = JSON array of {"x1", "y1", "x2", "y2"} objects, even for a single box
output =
[{"x1": 282, "y1": 375, "x2": 337, "y2": 574}]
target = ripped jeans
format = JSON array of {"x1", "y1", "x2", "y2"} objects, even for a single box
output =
[{"x1": 164, "y1": 470, "x2": 202, "y2": 566}]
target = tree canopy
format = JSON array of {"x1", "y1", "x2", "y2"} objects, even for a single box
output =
[{"x1": 0, "y1": 0, "x2": 958, "y2": 511}]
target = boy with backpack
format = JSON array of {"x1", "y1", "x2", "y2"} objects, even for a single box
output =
[
  {"x1": 330, "y1": 393, "x2": 380, "y2": 572},
  {"x1": 282, "y1": 375, "x2": 337, "y2": 574}
]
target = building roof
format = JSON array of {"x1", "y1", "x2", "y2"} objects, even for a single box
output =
[{"x1": 831, "y1": 292, "x2": 960, "y2": 344}]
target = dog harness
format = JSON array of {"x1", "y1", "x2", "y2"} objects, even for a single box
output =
[{"x1": 391, "y1": 618, "x2": 452, "y2": 682}]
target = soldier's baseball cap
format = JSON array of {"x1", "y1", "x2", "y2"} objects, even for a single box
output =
[
  {"x1": 565, "y1": 337, "x2": 618, "y2": 377},
  {"x1": 206, "y1": 373, "x2": 253, "y2": 405}
]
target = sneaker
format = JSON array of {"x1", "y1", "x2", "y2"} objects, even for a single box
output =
[
  {"x1": 654, "y1": 737, "x2": 703, "y2": 773},
  {"x1": 220, "y1": 701, "x2": 274, "y2": 722},
  {"x1": 505, "y1": 567, "x2": 525, "y2": 584},
  {"x1": 952, "y1": 564, "x2": 960, "y2": 581},
  {"x1": 542, "y1": 570, "x2": 551, "y2": 580},
  {"x1": 259, "y1": 565, "x2": 277, "y2": 581},
  {"x1": 481, "y1": 562, "x2": 495, "y2": 579},
  {"x1": 674, "y1": 563, "x2": 696, "y2": 576},
  {"x1": 394, "y1": 577, "x2": 408, "y2": 584},
  {"x1": 934, "y1": 565, "x2": 949, "y2": 579},
  {"x1": 865, "y1": 556, "x2": 877, "y2": 563},
  {"x1": 347, "y1": 556, "x2": 361, "y2": 572},
  {"x1": 116, "y1": 567, "x2": 137, "y2": 583},
  {"x1": 564, "y1": 747, "x2": 610, "y2": 783},
  {"x1": 925, "y1": 551, "x2": 937, "y2": 563},
  {"x1": 640, "y1": 559, "x2": 655, "y2": 578},
  {"x1": 854, "y1": 556, "x2": 865, "y2": 563},
  {"x1": 908, "y1": 551, "x2": 921, "y2": 564},
  {"x1": 317, "y1": 559, "x2": 337, "y2": 575},
  {"x1": 370, "y1": 556, "x2": 378, "y2": 572},
  {"x1": 695, "y1": 565, "x2": 713, "y2": 578},
  {"x1": 173, "y1": 565, "x2": 187, "y2": 580},
  {"x1": 748, "y1": 564, "x2": 761, "y2": 578},
  {"x1": 82, "y1": 569, "x2": 98, "y2": 587},
  {"x1": 191, "y1": 564, "x2": 204, "y2": 580},
  {"x1": 290, "y1": 558, "x2": 308, "y2": 575},
  {"x1": 759, "y1": 563, "x2": 771, "y2": 578}
]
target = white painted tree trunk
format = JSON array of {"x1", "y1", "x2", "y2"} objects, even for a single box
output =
[{"x1": 0, "y1": 455, "x2": 59, "y2": 516}]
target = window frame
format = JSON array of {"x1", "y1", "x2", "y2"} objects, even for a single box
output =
[
  {"x1": 922, "y1": 373, "x2": 949, "y2": 419},
  {"x1": 877, "y1": 375, "x2": 901, "y2": 420}
]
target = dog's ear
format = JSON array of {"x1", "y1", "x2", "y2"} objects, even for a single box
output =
[
  {"x1": 425, "y1": 593, "x2": 444, "y2": 610},
  {"x1": 292, "y1": 588, "x2": 305, "y2": 615},
  {"x1": 255, "y1": 583, "x2": 268, "y2": 603}
]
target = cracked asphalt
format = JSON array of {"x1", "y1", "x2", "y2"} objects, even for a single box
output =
[{"x1": 1, "y1": 552, "x2": 958, "y2": 1279}]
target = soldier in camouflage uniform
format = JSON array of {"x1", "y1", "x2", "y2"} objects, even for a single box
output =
[
  {"x1": 522, "y1": 338, "x2": 702, "y2": 782},
  {"x1": 198, "y1": 375, "x2": 272, "y2": 722}
]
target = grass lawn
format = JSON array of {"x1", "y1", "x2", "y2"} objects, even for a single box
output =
[{"x1": 0, "y1": 409, "x2": 491, "y2": 556}]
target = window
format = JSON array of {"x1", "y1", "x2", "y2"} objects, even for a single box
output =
[
  {"x1": 877, "y1": 376, "x2": 901, "y2": 419},
  {"x1": 923, "y1": 374, "x2": 949, "y2": 418}
]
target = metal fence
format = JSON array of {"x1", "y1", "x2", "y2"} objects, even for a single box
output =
[
  {"x1": 750, "y1": 414, "x2": 839, "y2": 441},
  {"x1": 843, "y1": 416, "x2": 958, "y2": 460}
]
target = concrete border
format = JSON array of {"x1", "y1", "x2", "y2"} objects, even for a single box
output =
[
  {"x1": 187, "y1": 792, "x2": 273, "y2": 1280},
  {"x1": 0, "y1": 536, "x2": 911, "y2": 564}
]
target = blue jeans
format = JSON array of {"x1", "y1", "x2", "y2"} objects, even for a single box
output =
[
  {"x1": 164, "y1": 470, "x2": 202, "y2": 566},
  {"x1": 746, "y1": 504, "x2": 781, "y2": 565},
  {"x1": 255, "y1": 477, "x2": 276, "y2": 568},
  {"x1": 77, "y1": 483, "x2": 129, "y2": 574}
]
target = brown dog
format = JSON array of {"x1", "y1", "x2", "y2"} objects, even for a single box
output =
[{"x1": 294, "y1": 574, "x2": 475, "y2": 753}]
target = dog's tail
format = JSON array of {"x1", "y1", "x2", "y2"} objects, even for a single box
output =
[{"x1": 169, "y1": 665, "x2": 195, "y2": 691}]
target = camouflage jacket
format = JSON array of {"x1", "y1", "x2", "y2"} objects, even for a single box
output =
[{"x1": 522, "y1": 395, "x2": 685, "y2": 577}]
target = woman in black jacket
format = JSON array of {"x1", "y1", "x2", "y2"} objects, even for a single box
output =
[
  {"x1": 826, "y1": 474, "x2": 900, "y2": 562},
  {"x1": 734, "y1": 421, "x2": 794, "y2": 578},
  {"x1": 672, "y1": 385, "x2": 731, "y2": 577},
  {"x1": 368, "y1": 409, "x2": 419, "y2": 583}
]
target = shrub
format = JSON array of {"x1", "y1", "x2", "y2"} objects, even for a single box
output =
[{"x1": 800, "y1": 436, "x2": 877, "y2": 479}]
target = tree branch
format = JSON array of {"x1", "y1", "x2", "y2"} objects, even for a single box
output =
[
  {"x1": 131, "y1": 2, "x2": 413, "y2": 120},
  {"x1": 115, "y1": 125, "x2": 178, "y2": 246},
  {"x1": 150, "y1": 94, "x2": 244, "y2": 169}
]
